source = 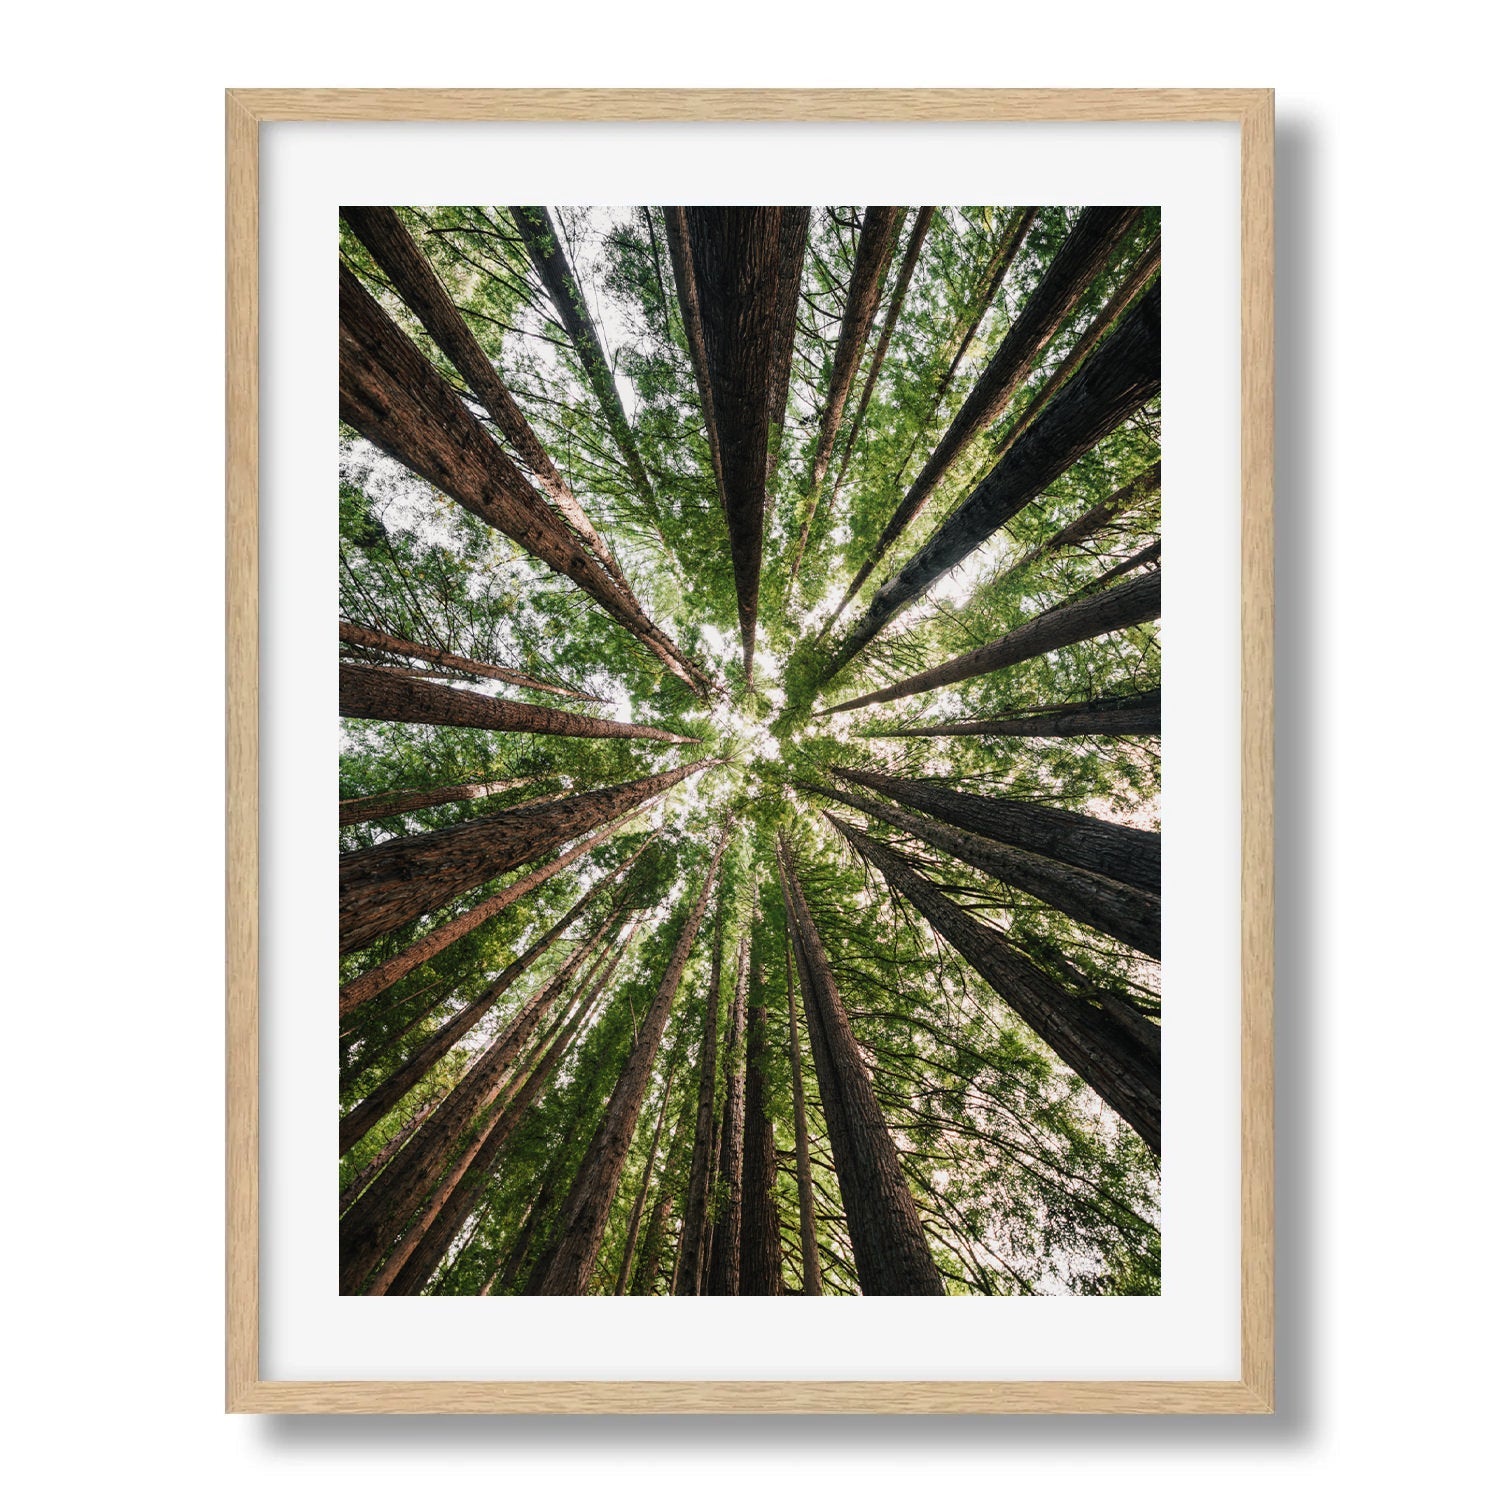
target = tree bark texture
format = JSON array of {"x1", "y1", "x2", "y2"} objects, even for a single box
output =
[
  {"x1": 804, "y1": 781, "x2": 1160, "y2": 960},
  {"x1": 340, "y1": 207, "x2": 631, "y2": 589},
  {"x1": 825, "y1": 277, "x2": 1161, "y2": 679},
  {"x1": 738, "y1": 937, "x2": 785, "y2": 1295},
  {"x1": 341, "y1": 660, "x2": 694, "y2": 742},
  {"x1": 878, "y1": 687, "x2": 1161, "y2": 741},
  {"x1": 339, "y1": 760, "x2": 706, "y2": 956},
  {"x1": 535, "y1": 824, "x2": 735, "y2": 1294},
  {"x1": 704, "y1": 927, "x2": 751, "y2": 1296},
  {"x1": 338, "y1": 618, "x2": 595, "y2": 699},
  {"x1": 612, "y1": 1050, "x2": 679, "y2": 1295},
  {"x1": 824, "y1": 568, "x2": 1160, "y2": 714},
  {"x1": 828, "y1": 816, "x2": 1159, "y2": 1154},
  {"x1": 674, "y1": 898, "x2": 725, "y2": 1297},
  {"x1": 339, "y1": 261, "x2": 710, "y2": 696},
  {"x1": 340, "y1": 775, "x2": 543, "y2": 828},
  {"x1": 668, "y1": 207, "x2": 809, "y2": 677},
  {"x1": 997, "y1": 461, "x2": 1161, "y2": 585},
  {"x1": 778, "y1": 838, "x2": 946, "y2": 1295},
  {"x1": 779, "y1": 896, "x2": 823, "y2": 1296},
  {"x1": 831, "y1": 766, "x2": 1159, "y2": 895}
]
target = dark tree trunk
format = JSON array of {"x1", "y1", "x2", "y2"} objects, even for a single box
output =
[
  {"x1": 739, "y1": 937, "x2": 784, "y2": 1295},
  {"x1": 990, "y1": 233, "x2": 1161, "y2": 468},
  {"x1": 825, "y1": 277, "x2": 1161, "y2": 679},
  {"x1": 705, "y1": 928, "x2": 751, "y2": 1296},
  {"x1": 803, "y1": 781, "x2": 1160, "y2": 960},
  {"x1": 1076, "y1": 538, "x2": 1159, "y2": 594},
  {"x1": 340, "y1": 852, "x2": 644, "y2": 1154},
  {"x1": 340, "y1": 775, "x2": 543, "y2": 827},
  {"x1": 338, "y1": 619, "x2": 596, "y2": 699},
  {"x1": 827, "y1": 816, "x2": 1160, "y2": 1154},
  {"x1": 674, "y1": 899, "x2": 725, "y2": 1297},
  {"x1": 339, "y1": 818, "x2": 649, "y2": 1018},
  {"x1": 612, "y1": 1052, "x2": 679, "y2": 1295},
  {"x1": 340, "y1": 207, "x2": 631, "y2": 589},
  {"x1": 787, "y1": 206, "x2": 905, "y2": 586},
  {"x1": 875, "y1": 687, "x2": 1161, "y2": 741},
  {"x1": 379, "y1": 924, "x2": 634, "y2": 1296},
  {"x1": 339, "y1": 911, "x2": 621, "y2": 1293},
  {"x1": 508, "y1": 206, "x2": 665, "y2": 534},
  {"x1": 831, "y1": 766, "x2": 1159, "y2": 894},
  {"x1": 339, "y1": 262, "x2": 711, "y2": 696},
  {"x1": 780, "y1": 902, "x2": 822, "y2": 1295},
  {"x1": 631, "y1": 1186, "x2": 677, "y2": 1296},
  {"x1": 824, "y1": 568, "x2": 1160, "y2": 714},
  {"x1": 341, "y1": 661, "x2": 695, "y2": 742},
  {"x1": 338, "y1": 1096, "x2": 438, "y2": 1215},
  {"x1": 667, "y1": 207, "x2": 809, "y2": 679},
  {"x1": 826, "y1": 207, "x2": 936, "y2": 509},
  {"x1": 778, "y1": 838, "x2": 945, "y2": 1296},
  {"x1": 339, "y1": 759, "x2": 707, "y2": 957},
  {"x1": 535, "y1": 826, "x2": 735, "y2": 1294},
  {"x1": 996, "y1": 462, "x2": 1160, "y2": 586}
]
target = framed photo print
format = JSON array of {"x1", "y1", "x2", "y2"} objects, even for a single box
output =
[{"x1": 227, "y1": 87, "x2": 1274, "y2": 1413}]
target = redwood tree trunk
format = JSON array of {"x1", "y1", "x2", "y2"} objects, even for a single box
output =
[
  {"x1": 779, "y1": 900, "x2": 823, "y2": 1296},
  {"x1": 674, "y1": 898, "x2": 724, "y2": 1297},
  {"x1": 824, "y1": 568, "x2": 1160, "y2": 714},
  {"x1": 668, "y1": 207, "x2": 809, "y2": 679},
  {"x1": 738, "y1": 938, "x2": 784, "y2": 1295},
  {"x1": 340, "y1": 207, "x2": 631, "y2": 588},
  {"x1": 339, "y1": 911, "x2": 621, "y2": 1293},
  {"x1": 705, "y1": 928, "x2": 751, "y2": 1296},
  {"x1": 340, "y1": 775, "x2": 543, "y2": 827},
  {"x1": 831, "y1": 766, "x2": 1159, "y2": 894},
  {"x1": 341, "y1": 661, "x2": 694, "y2": 742},
  {"x1": 825, "y1": 277, "x2": 1161, "y2": 679},
  {"x1": 612, "y1": 1051, "x2": 679, "y2": 1295},
  {"x1": 535, "y1": 825, "x2": 735, "y2": 1294},
  {"x1": 778, "y1": 838, "x2": 945, "y2": 1296},
  {"x1": 828, "y1": 815, "x2": 1160, "y2": 1155},
  {"x1": 788, "y1": 206, "x2": 905, "y2": 586},
  {"x1": 340, "y1": 262, "x2": 710, "y2": 696},
  {"x1": 340, "y1": 852, "x2": 644, "y2": 1155},
  {"x1": 878, "y1": 687, "x2": 1161, "y2": 741},
  {"x1": 339, "y1": 818, "x2": 651, "y2": 1018},
  {"x1": 996, "y1": 462, "x2": 1161, "y2": 586},
  {"x1": 339, "y1": 760, "x2": 708, "y2": 956},
  {"x1": 338, "y1": 618, "x2": 594, "y2": 699},
  {"x1": 805, "y1": 781, "x2": 1160, "y2": 960}
]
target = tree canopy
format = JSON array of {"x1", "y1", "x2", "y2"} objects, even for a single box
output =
[{"x1": 337, "y1": 203, "x2": 1162, "y2": 1297}]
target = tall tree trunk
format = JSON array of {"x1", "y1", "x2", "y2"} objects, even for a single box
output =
[
  {"x1": 995, "y1": 462, "x2": 1160, "y2": 587},
  {"x1": 667, "y1": 207, "x2": 809, "y2": 680},
  {"x1": 612, "y1": 1051, "x2": 679, "y2": 1295},
  {"x1": 823, "y1": 568, "x2": 1160, "y2": 714},
  {"x1": 508, "y1": 206, "x2": 665, "y2": 535},
  {"x1": 825, "y1": 207, "x2": 936, "y2": 512},
  {"x1": 340, "y1": 849, "x2": 646, "y2": 1154},
  {"x1": 827, "y1": 816, "x2": 1160, "y2": 1154},
  {"x1": 778, "y1": 838, "x2": 945, "y2": 1295},
  {"x1": 341, "y1": 660, "x2": 695, "y2": 743},
  {"x1": 787, "y1": 206, "x2": 905, "y2": 588},
  {"x1": 379, "y1": 923, "x2": 635, "y2": 1296},
  {"x1": 803, "y1": 781, "x2": 1160, "y2": 960},
  {"x1": 824, "y1": 277, "x2": 1161, "y2": 681},
  {"x1": 674, "y1": 898, "x2": 725, "y2": 1297},
  {"x1": 535, "y1": 825, "x2": 735, "y2": 1294},
  {"x1": 779, "y1": 898, "x2": 823, "y2": 1296},
  {"x1": 338, "y1": 619, "x2": 596, "y2": 699},
  {"x1": 831, "y1": 766, "x2": 1159, "y2": 894},
  {"x1": 874, "y1": 687, "x2": 1161, "y2": 741},
  {"x1": 339, "y1": 261, "x2": 711, "y2": 696},
  {"x1": 339, "y1": 759, "x2": 708, "y2": 956},
  {"x1": 739, "y1": 935, "x2": 784, "y2": 1295},
  {"x1": 989, "y1": 234, "x2": 1161, "y2": 470},
  {"x1": 339, "y1": 909, "x2": 622, "y2": 1293},
  {"x1": 340, "y1": 206, "x2": 631, "y2": 588},
  {"x1": 631, "y1": 1087, "x2": 699, "y2": 1295},
  {"x1": 340, "y1": 817, "x2": 650, "y2": 1018},
  {"x1": 340, "y1": 775, "x2": 544, "y2": 827},
  {"x1": 338, "y1": 1097, "x2": 438, "y2": 1215},
  {"x1": 705, "y1": 927, "x2": 751, "y2": 1296},
  {"x1": 1076, "y1": 538, "x2": 1159, "y2": 594}
]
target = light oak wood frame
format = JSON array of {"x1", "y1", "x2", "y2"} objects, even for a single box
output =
[{"x1": 227, "y1": 87, "x2": 1273, "y2": 1414}]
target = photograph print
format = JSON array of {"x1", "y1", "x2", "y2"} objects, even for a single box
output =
[{"x1": 336, "y1": 203, "x2": 1162, "y2": 1298}]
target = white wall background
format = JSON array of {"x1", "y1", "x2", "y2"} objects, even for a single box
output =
[{"x1": 6, "y1": 5, "x2": 1493, "y2": 1495}]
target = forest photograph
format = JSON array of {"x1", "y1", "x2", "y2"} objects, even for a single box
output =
[{"x1": 337, "y1": 202, "x2": 1162, "y2": 1299}]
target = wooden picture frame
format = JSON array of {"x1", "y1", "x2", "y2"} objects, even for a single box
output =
[{"x1": 227, "y1": 87, "x2": 1273, "y2": 1414}]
